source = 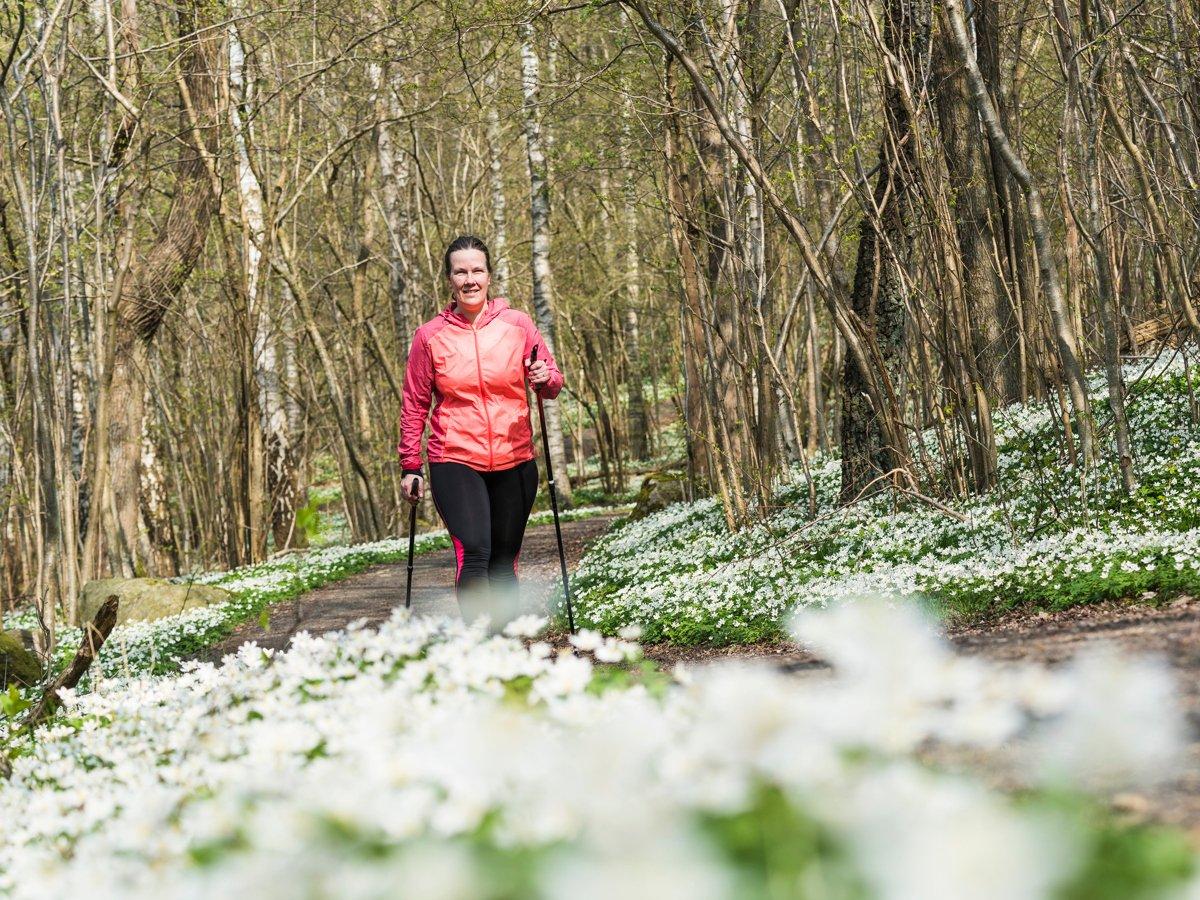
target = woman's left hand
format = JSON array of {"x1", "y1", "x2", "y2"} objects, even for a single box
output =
[{"x1": 526, "y1": 358, "x2": 550, "y2": 388}]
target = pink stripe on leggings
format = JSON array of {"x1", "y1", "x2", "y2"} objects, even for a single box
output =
[{"x1": 451, "y1": 536, "x2": 466, "y2": 586}]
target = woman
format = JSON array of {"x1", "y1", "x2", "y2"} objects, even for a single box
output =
[{"x1": 398, "y1": 235, "x2": 563, "y2": 624}]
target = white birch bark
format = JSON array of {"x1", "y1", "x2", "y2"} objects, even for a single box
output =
[
  {"x1": 281, "y1": 283, "x2": 303, "y2": 437},
  {"x1": 139, "y1": 387, "x2": 174, "y2": 572},
  {"x1": 230, "y1": 19, "x2": 299, "y2": 548},
  {"x1": 485, "y1": 69, "x2": 511, "y2": 296},
  {"x1": 370, "y1": 62, "x2": 416, "y2": 340},
  {"x1": 519, "y1": 21, "x2": 573, "y2": 503}
]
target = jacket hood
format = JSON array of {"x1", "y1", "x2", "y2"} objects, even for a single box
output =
[{"x1": 440, "y1": 296, "x2": 510, "y2": 328}]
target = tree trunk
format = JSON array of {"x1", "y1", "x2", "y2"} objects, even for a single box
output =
[
  {"x1": 103, "y1": 0, "x2": 223, "y2": 577},
  {"x1": 839, "y1": 0, "x2": 930, "y2": 501},
  {"x1": 944, "y1": 0, "x2": 1095, "y2": 463},
  {"x1": 618, "y1": 91, "x2": 650, "y2": 460},
  {"x1": 663, "y1": 61, "x2": 712, "y2": 496},
  {"x1": 933, "y1": 24, "x2": 1007, "y2": 406},
  {"x1": 1057, "y1": 1, "x2": 1137, "y2": 493},
  {"x1": 519, "y1": 21, "x2": 573, "y2": 505},
  {"x1": 229, "y1": 17, "x2": 301, "y2": 553},
  {"x1": 974, "y1": 0, "x2": 1032, "y2": 401},
  {"x1": 484, "y1": 68, "x2": 512, "y2": 298},
  {"x1": 372, "y1": 65, "x2": 416, "y2": 343},
  {"x1": 139, "y1": 389, "x2": 178, "y2": 573},
  {"x1": 931, "y1": 21, "x2": 1000, "y2": 490}
]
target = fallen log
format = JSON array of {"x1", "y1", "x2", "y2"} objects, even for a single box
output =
[
  {"x1": 1121, "y1": 314, "x2": 1185, "y2": 352},
  {"x1": 23, "y1": 596, "x2": 119, "y2": 731}
]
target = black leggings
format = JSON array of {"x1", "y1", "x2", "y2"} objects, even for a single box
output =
[{"x1": 429, "y1": 459, "x2": 539, "y2": 601}]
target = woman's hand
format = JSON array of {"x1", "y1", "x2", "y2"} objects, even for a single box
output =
[
  {"x1": 401, "y1": 474, "x2": 424, "y2": 503},
  {"x1": 526, "y1": 358, "x2": 550, "y2": 390}
]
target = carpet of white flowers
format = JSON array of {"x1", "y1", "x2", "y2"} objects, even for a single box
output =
[
  {"x1": 1, "y1": 600, "x2": 1195, "y2": 898},
  {"x1": 3, "y1": 506, "x2": 615, "y2": 680},
  {"x1": 573, "y1": 356, "x2": 1200, "y2": 644}
]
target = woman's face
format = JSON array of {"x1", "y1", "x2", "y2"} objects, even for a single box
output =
[{"x1": 447, "y1": 248, "x2": 490, "y2": 311}]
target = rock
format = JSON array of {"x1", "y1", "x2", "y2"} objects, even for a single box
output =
[
  {"x1": 79, "y1": 578, "x2": 233, "y2": 626},
  {"x1": 630, "y1": 471, "x2": 689, "y2": 522},
  {"x1": 0, "y1": 628, "x2": 43, "y2": 688},
  {"x1": 11, "y1": 628, "x2": 36, "y2": 652}
]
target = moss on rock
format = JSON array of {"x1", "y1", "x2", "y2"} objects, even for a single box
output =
[
  {"x1": 630, "y1": 471, "x2": 689, "y2": 521},
  {"x1": 0, "y1": 629, "x2": 43, "y2": 688}
]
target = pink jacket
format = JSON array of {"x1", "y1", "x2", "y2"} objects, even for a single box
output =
[{"x1": 398, "y1": 297, "x2": 564, "y2": 474}]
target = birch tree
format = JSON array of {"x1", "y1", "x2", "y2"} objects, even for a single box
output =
[{"x1": 519, "y1": 20, "x2": 573, "y2": 505}]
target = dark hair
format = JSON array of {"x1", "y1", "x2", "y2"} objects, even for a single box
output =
[{"x1": 443, "y1": 235, "x2": 492, "y2": 278}]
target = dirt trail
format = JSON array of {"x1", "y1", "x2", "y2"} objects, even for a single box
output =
[{"x1": 197, "y1": 514, "x2": 618, "y2": 664}]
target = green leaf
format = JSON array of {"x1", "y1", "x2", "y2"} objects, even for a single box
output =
[
  {"x1": 294, "y1": 494, "x2": 323, "y2": 542},
  {"x1": 1, "y1": 685, "x2": 32, "y2": 719}
]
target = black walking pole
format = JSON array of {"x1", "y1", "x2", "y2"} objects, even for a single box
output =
[
  {"x1": 530, "y1": 346, "x2": 576, "y2": 632},
  {"x1": 404, "y1": 476, "x2": 421, "y2": 609}
]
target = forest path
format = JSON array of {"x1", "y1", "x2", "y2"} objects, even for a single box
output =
[{"x1": 196, "y1": 513, "x2": 620, "y2": 664}]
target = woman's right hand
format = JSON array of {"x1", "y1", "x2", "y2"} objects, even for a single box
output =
[{"x1": 402, "y1": 474, "x2": 424, "y2": 503}]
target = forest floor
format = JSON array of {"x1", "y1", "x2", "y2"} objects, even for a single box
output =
[{"x1": 198, "y1": 513, "x2": 1200, "y2": 835}]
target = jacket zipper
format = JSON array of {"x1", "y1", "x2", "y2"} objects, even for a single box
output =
[{"x1": 471, "y1": 322, "x2": 495, "y2": 469}]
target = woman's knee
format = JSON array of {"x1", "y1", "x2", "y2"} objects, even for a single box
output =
[{"x1": 450, "y1": 534, "x2": 490, "y2": 578}]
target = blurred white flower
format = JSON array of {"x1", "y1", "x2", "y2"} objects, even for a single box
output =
[
  {"x1": 532, "y1": 653, "x2": 594, "y2": 701},
  {"x1": 593, "y1": 638, "x2": 627, "y2": 664},
  {"x1": 2, "y1": 594, "x2": 1194, "y2": 898},
  {"x1": 829, "y1": 763, "x2": 1079, "y2": 900},
  {"x1": 502, "y1": 614, "x2": 548, "y2": 638},
  {"x1": 541, "y1": 831, "x2": 731, "y2": 900},
  {"x1": 569, "y1": 629, "x2": 604, "y2": 652},
  {"x1": 390, "y1": 841, "x2": 481, "y2": 900},
  {"x1": 1029, "y1": 644, "x2": 1186, "y2": 788}
]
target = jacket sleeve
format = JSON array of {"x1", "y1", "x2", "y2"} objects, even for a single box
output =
[
  {"x1": 521, "y1": 315, "x2": 564, "y2": 400},
  {"x1": 398, "y1": 329, "x2": 433, "y2": 474}
]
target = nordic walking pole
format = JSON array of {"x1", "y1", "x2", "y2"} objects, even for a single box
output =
[
  {"x1": 530, "y1": 345, "x2": 576, "y2": 632},
  {"x1": 404, "y1": 476, "x2": 421, "y2": 609}
]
